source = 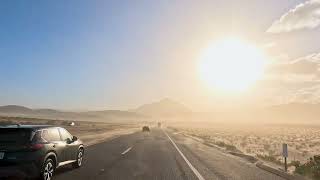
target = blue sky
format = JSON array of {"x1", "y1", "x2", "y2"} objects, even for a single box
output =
[{"x1": 1, "y1": 0, "x2": 320, "y2": 110}]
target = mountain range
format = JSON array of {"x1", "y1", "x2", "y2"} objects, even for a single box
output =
[
  {"x1": 1, "y1": 100, "x2": 319, "y2": 123},
  {"x1": 0, "y1": 99, "x2": 191, "y2": 121}
]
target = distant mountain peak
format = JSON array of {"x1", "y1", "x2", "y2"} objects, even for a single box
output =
[
  {"x1": 159, "y1": 98, "x2": 174, "y2": 102},
  {"x1": 157, "y1": 98, "x2": 179, "y2": 104},
  {"x1": 134, "y1": 98, "x2": 191, "y2": 117},
  {"x1": 0, "y1": 105, "x2": 33, "y2": 113}
]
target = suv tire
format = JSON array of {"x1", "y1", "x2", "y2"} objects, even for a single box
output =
[
  {"x1": 41, "y1": 158, "x2": 55, "y2": 180},
  {"x1": 72, "y1": 148, "x2": 84, "y2": 168}
]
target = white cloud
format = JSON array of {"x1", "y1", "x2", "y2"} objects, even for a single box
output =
[
  {"x1": 267, "y1": 0, "x2": 320, "y2": 33},
  {"x1": 259, "y1": 52, "x2": 320, "y2": 104},
  {"x1": 293, "y1": 52, "x2": 320, "y2": 63},
  {"x1": 268, "y1": 52, "x2": 320, "y2": 74}
]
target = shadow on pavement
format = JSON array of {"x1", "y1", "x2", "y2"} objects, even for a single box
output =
[{"x1": 55, "y1": 165, "x2": 77, "y2": 176}]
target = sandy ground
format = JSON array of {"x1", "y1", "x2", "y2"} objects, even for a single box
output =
[
  {"x1": 74, "y1": 127, "x2": 140, "y2": 146},
  {"x1": 0, "y1": 116, "x2": 141, "y2": 147}
]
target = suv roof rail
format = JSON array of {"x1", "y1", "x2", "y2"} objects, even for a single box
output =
[{"x1": 3, "y1": 124, "x2": 22, "y2": 127}]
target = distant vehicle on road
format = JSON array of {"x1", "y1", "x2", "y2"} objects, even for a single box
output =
[
  {"x1": 0, "y1": 125, "x2": 84, "y2": 180},
  {"x1": 142, "y1": 126, "x2": 150, "y2": 132}
]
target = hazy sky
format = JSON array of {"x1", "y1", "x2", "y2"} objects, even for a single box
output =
[{"x1": 1, "y1": 0, "x2": 320, "y2": 111}]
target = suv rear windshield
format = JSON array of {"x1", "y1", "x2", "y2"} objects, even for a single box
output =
[{"x1": 0, "y1": 128, "x2": 32, "y2": 144}]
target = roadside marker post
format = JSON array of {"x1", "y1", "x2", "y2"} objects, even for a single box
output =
[{"x1": 282, "y1": 143, "x2": 288, "y2": 172}]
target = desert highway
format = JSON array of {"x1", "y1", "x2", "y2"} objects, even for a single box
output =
[{"x1": 55, "y1": 128, "x2": 285, "y2": 180}]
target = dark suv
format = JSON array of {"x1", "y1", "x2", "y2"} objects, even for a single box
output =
[
  {"x1": 0, "y1": 125, "x2": 84, "y2": 180},
  {"x1": 142, "y1": 126, "x2": 150, "y2": 132}
]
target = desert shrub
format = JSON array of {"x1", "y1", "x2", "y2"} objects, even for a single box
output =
[
  {"x1": 294, "y1": 156, "x2": 320, "y2": 179},
  {"x1": 215, "y1": 141, "x2": 240, "y2": 152},
  {"x1": 0, "y1": 120, "x2": 14, "y2": 125},
  {"x1": 309, "y1": 143, "x2": 315, "y2": 148},
  {"x1": 263, "y1": 144, "x2": 270, "y2": 150},
  {"x1": 215, "y1": 141, "x2": 226, "y2": 147},
  {"x1": 225, "y1": 144, "x2": 239, "y2": 152},
  {"x1": 302, "y1": 151, "x2": 309, "y2": 157},
  {"x1": 46, "y1": 120, "x2": 57, "y2": 125},
  {"x1": 61, "y1": 120, "x2": 70, "y2": 126},
  {"x1": 257, "y1": 154, "x2": 283, "y2": 165},
  {"x1": 290, "y1": 160, "x2": 301, "y2": 168},
  {"x1": 240, "y1": 142, "x2": 247, "y2": 147},
  {"x1": 268, "y1": 149, "x2": 275, "y2": 156}
]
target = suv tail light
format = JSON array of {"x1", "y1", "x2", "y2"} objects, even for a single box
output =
[{"x1": 27, "y1": 143, "x2": 44, "y2": 151}]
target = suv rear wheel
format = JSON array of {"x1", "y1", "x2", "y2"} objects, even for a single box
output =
[
  {"x1": 72, "y1": 148, "x2": 84, "y2": 168},
  {"x1": 42, "y1": 158, "x2": 55, "y2": 180}
]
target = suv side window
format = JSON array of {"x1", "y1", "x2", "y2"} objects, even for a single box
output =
[
  {"x1": 41, "y1": 130, "x2": 50, "y2": 142},
  {"x1": 41, "y1": 128, "x2": 61, "y2": 142},
  {"x1": 59, "y1": 128, "x2": 73, "y2": 142},
  {"x1": 32, "y1": 131, "x2": 44, "y2": 143}
]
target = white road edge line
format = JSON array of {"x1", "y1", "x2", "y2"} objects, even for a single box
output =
[
  {"x1": 121, "y1": 147, "x2": 132, "y2": 155},
  {"x1": 163, "y1": 130, "x2": 205, "y2": 180}
]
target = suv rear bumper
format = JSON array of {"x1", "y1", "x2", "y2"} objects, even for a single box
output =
[{"x1": 0, "y1": 161, "x2": 40, "y2": 178}]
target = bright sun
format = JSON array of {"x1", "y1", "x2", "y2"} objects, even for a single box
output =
[{"x1": 199, "y1": 37, "x2": 267, "y2": 92}]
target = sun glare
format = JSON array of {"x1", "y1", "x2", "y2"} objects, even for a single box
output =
[{"x1": 199, "y1": 37, "x2": 267, "y2": 92}]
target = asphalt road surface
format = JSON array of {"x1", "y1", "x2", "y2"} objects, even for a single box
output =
[{"x1": 55, "y1": 128, "x2": 286, "y2": 180}]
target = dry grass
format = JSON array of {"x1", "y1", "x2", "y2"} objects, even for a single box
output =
[{"x1": 169, "y1": 123, "x2": 320, "y2": 165}]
